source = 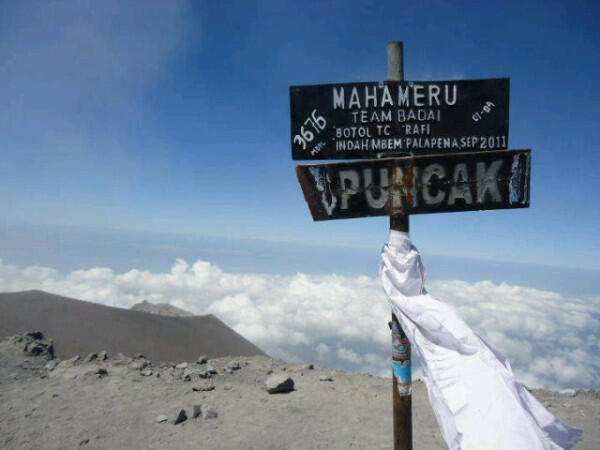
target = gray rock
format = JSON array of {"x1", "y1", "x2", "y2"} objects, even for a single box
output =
[
  {"x1": 205, "y1": 364, "x2": 217, "y2": 375},
  {"x1": 140, "y1": 368, "x2": 153, "y2": 377},
  {"x1": 182, "y1": 369, "x2": 194, "y2": 381},
  {"x1": 303, "y1": 363, "x2": 314, "y2": 370},
  {"x1": 173, "y1": 409, "x2": 187, "y2": 425},
  {"x1": 84, "y1": 352, "x2": 97, "y2": 363},
  {"x1": 192, "y1": 404, "x2": 202, "y2": 419},
  {"x1": 156, "y1": 415, "x2": 168, "y2": 423},
  {"x1": 192, "y1": 380, "x2": 215, "y2": 392},
  {"x1": 201, "y1": 404, "x2": 218, "y2": 420},
  {"x1": 225, "y1": 361, "x2": 241, "y2": 371},
  {"x1": 196, "y1": 355, "x2": 207, "y2": 365},
  {"x1": 265, "y1": 374, "x2": 295, "y2": 394},
  {"x1": 95, "y1": 367, "x2": 108, "y2": 377},
  {"x1": 97, "y1": 350, "x2": 108, "y2": 361},
  {"x1": 176, "y1": 362, "x2": 188, "y2": 369},
  {"x1": 25, "y1": 331, "x2": 44, "y2": 340},
  {"x1": 55, "y1": 355, "x2": 80, "y2": 370},
  {"x1": 319, "y1": 375, "x2": 333, "y2": 382},
  {"x1": 44, "y1": 359, "x2": 60, "y2": 371}
]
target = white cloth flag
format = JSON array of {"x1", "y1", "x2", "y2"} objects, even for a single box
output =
[{"x1": 380, "y1": 230, "x2": 582, "y2": 450}]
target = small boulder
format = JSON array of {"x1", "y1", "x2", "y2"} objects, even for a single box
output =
[
  {"x1": 201, "y1": 405, "x2": 218, "y2": 420},
  {"x1": 173, "y1": 409, "x2": 187, "y2": 425},
  {"x1": 196, "y1": 356, "x2": 207, "y2": 365},
  {"x1": 176, "y1": 362, "x2": 188, "y2": 370},
  {"x1": 140, "y1": 368, "x2": 153, "y2": 377},
  {"x1": 265, "y1": 374, "x2": 294, "y2": 394},
  {"x1": 95, "y1": 367, "x2": 108, "y2": 377},
  {"x1": 84, "y1": 352, "x2": 98, "y2": 363},
  {"x1": 44, "y1": 359, "x2": 60, "y2": 371},
  {"x1": 97, "y1": 350, "x2": 108, "y2": 361},
  {"x1": 192, "y1": 380, "x2": 215, "y2": 392},
  {"x1": 55, "y1": 355, "x2": 80, "y2": 370},
  {"x1": 192, "y1": 404, "x2": 202, "y2": 419},
  {"x1": 319, "y1": 375, "x2": 333, "y2": 382},
  {"x1": 205, "y1": 364, "x2": 217, "y2": 375},
  {"x1": 156, "y1": 415, "x2": 168, "y2": 424},
  {"x1": 25, "y1": 331, "x2": 44, "y2": 340},
  {"x1": 225, "y1": 361, "x2": 241, "y2": 372},
  {"x1": 303, "y1": 363, "x2": 314, "y2": 370}
]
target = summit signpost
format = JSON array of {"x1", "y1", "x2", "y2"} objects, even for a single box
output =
[
  {"x1": 290, "y1": 42, "x2": 531, "y2": 450},
  {"x1": 290, "y1": 78, "x2": 509, "y2": 160}
]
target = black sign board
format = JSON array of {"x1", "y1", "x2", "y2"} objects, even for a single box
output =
[
  {"x1": 290, "y1": 78, "x2": 509, "y2": 160},
  {"x1": 296, "y1": 149, "x2": 529, "y2": 221}
]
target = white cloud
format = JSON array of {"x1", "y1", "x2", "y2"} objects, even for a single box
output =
[{"x1": 1, "y1": 256, "x2": 598, "y2": 391}]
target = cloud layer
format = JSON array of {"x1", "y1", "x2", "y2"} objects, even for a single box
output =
[{"x1": 1, "y1": 256, "x2": 598, "y2": 391}]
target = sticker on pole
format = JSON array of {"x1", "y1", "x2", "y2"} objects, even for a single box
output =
[{"x1": 290, "y1": 78, "x2": 509, "y2": 160}]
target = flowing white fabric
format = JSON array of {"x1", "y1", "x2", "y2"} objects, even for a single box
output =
[{"x1": 380, "y1": 230, "x2": 582, "y2": 450}]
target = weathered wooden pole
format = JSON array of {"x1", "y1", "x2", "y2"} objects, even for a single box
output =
[{"x1": 387, "y1": 41, "x2": 413, "y2": 450}]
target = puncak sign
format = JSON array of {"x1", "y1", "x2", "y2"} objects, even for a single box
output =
[
  {"x1": 290, "y1": 78, "x2": 509, "y2": 160},
  {"x1": 290, "y1": 41, "x2": 531, "y2": 450},
  {"x1": 296, "y1": 149, "x2": 530, "y2": 221}
]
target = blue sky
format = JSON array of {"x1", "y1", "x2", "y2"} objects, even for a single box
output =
[{"x1": 1, "y1": 0, "x2": 599, "y2": 270}]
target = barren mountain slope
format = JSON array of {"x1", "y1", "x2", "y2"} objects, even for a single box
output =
[
  {"x1": 0, "y1": 290, "x2": 266, "y2": 361},
  {"x1": 0, "y1": 334, "x2": 598, "y2": 450}
]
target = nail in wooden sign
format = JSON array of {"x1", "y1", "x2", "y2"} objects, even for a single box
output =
[
  {"x1": 296, "y1": 149, "x2": 530, "y2": 221},
  {"x1": 290, "y1": 78, "x2": 509, "y2": 160}
]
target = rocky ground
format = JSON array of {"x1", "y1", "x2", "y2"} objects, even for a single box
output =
[{"x1": 0, "y1": 333, "x2": 598, "y2": 450}]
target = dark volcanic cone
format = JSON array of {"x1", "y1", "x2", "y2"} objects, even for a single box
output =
[{"x1": 0, "y1": 290, "x2": 266, "y2": 361}]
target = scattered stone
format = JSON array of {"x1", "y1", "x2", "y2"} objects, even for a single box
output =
[
  {"x1": 265, "y1": 374, "x2": 295, "y2": 394},
  {"x1": 225, "y1": 361, "x2": 241, "y2": 371},
  {"x1": 97, "y1": 350, "x2": 108, "y2": 361},
  {"x1": 319, "y1": 375, "x2": 333, "y2": 382},
  {"x1": 192, "y1": 380, "x2": 215, "y2": 392},
  {"x1": 173, "y1": 409, "x2": 187, "y2": 425},
  {"x1": 79, "y1": 438, "x2": 90, "y2": 446},
  {"x1": 133, "y1": 353, "x2": 145, "y2": 359},
  {"x1": 303, "y1": 363, "x2": 314, "y2": 370},
  {"x1": 13, "y1": 331, "x2": 55, "y2": 360},
  {"x1": 196, "y1": 355, "x2": 207, "y2": 365},
  {"x1": 140, "y1": 368, "x2": 153, "y2": 377},
  {"x1": 201, "y1": 404, "x2": 218, "y2": 420},
  {"x1": 223, "y1": 385, "x2": 233, "y2": 391},
  {"x1": 205, "y1": 364, "x2": 217, "y2": 375},
  {"x1": 25, "y1": 331, "x2": 44, "y2": 340},
  {"x1": 176, "y1": 362, "x2": 188, "y2": 369},
  {"x1": 156, "y1": 415, "x2": 168, "y2": 424},
  {"x1": 95, "y1": 367, "x2": 108, "y2": 377},
  {"x1": 84, "y1": 352, "x2": 98, "y2": 363},
  {"x1": 55, "y1": 355, "x2": 80, "y2": 371},
  {"x1": 192, "y1": 404, "x2": 202, "y2": 419},
  {"x1": 44, "y1": 360, "x2": 60, "y2": 371},
  {"x1": 181, "y1": 368, "x2": 198, "y2": 381}
]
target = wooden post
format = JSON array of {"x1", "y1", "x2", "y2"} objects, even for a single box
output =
[{"x1": 388, "y1": 41, "x2": 412, "y2": 450}]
